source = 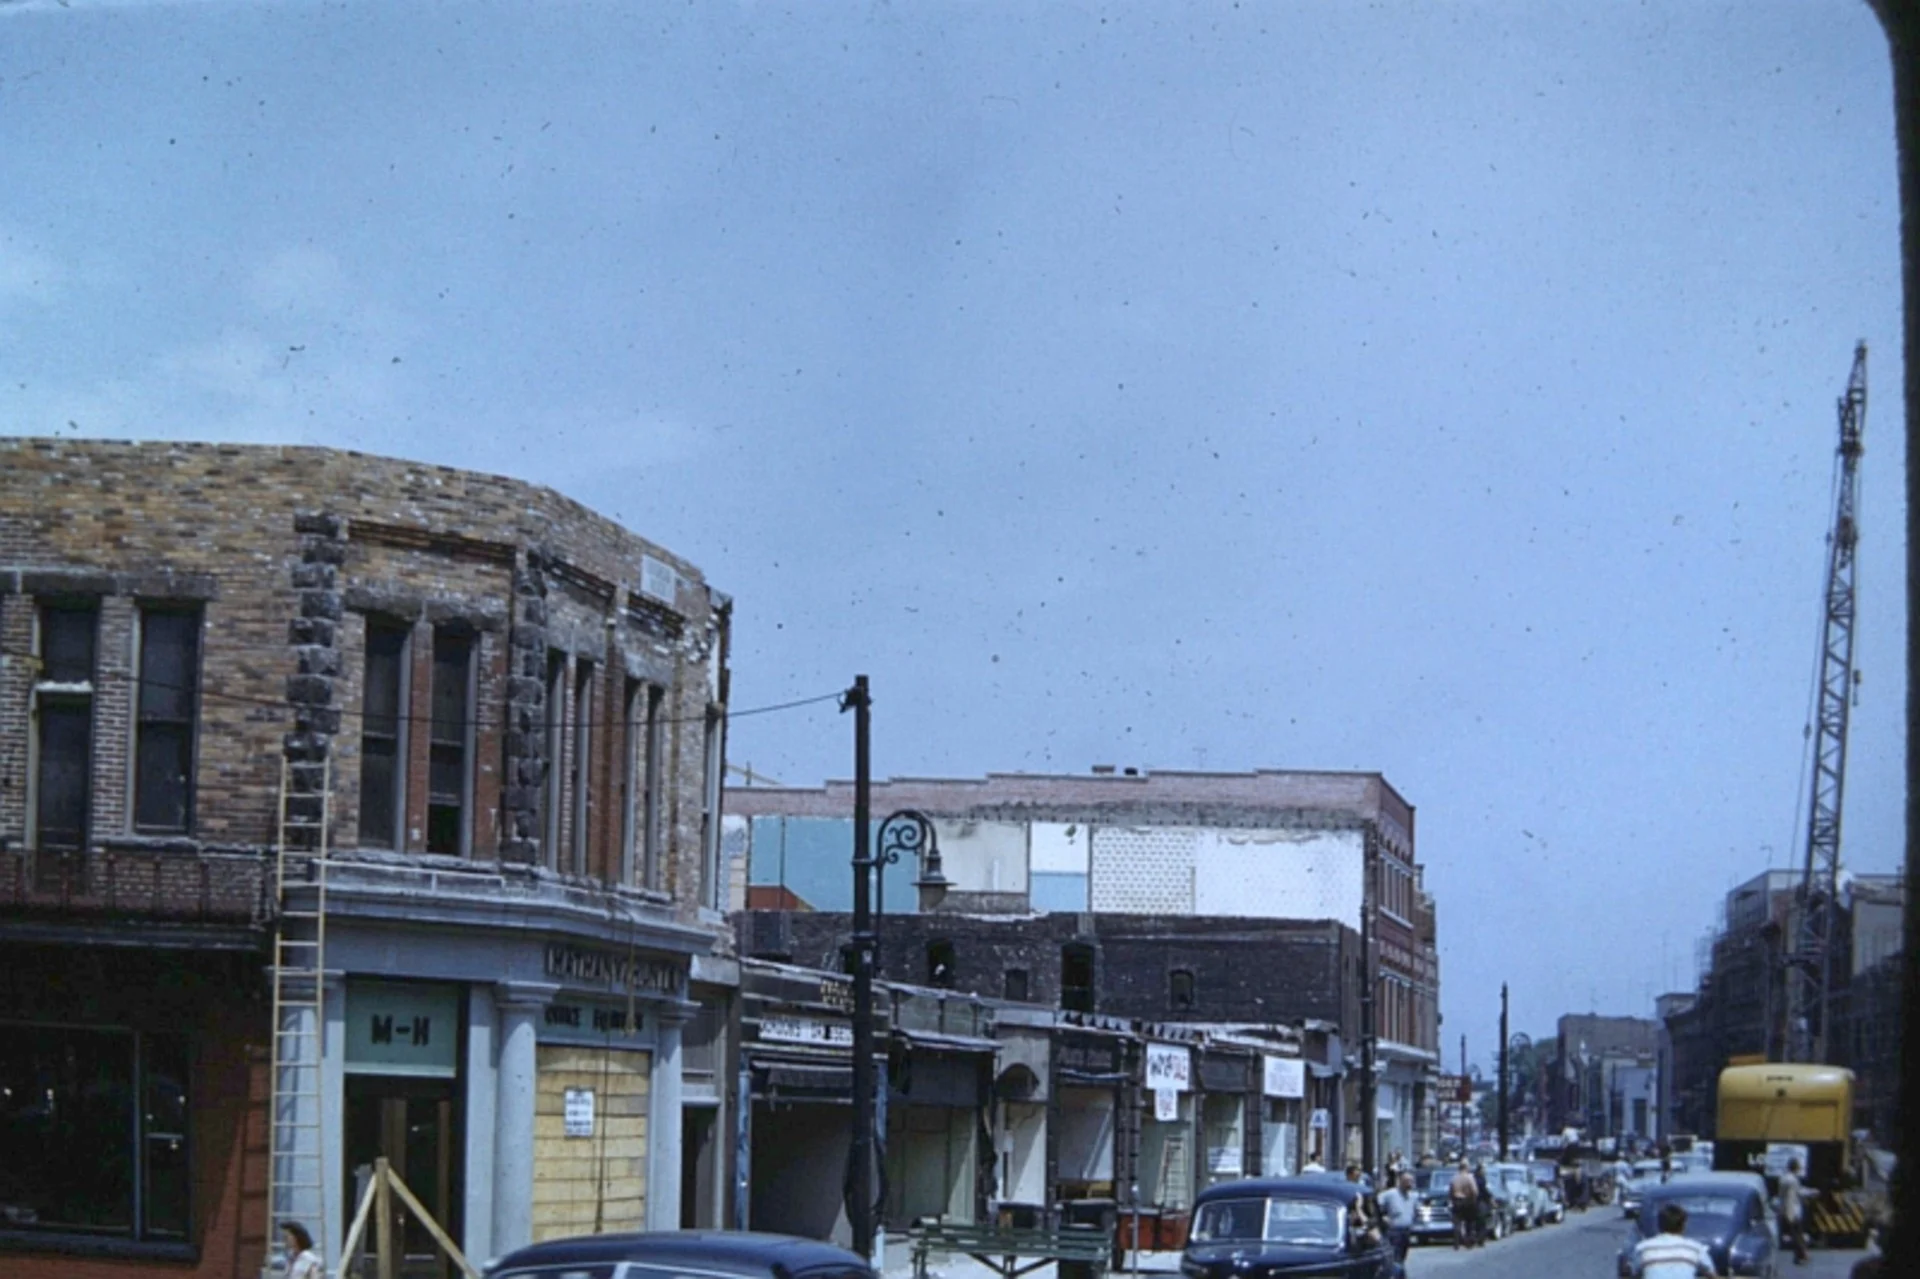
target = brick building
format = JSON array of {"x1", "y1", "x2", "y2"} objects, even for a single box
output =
[
  {"x1": 727, "y1": 768, "x2": 1442, "y2": 1215},
  {"x1": 1, "y1": 439, "x2": 734, "y2": 1277}
]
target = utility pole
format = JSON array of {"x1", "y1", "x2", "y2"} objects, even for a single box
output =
[
  {"x1": 1459, "y1": 1033, "x2": 1467, "y2": 1148},
  {"x1": 1497, "y1": 984, "x2": 1510, "y2": 1160},
  {"x1": 842, "y1": 676, "x2": 876, "y2": 1262},
  {"x1": 1359, "y1": 847, "x2": 1378, "y2": 1179}
]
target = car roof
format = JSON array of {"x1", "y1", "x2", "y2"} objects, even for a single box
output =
[
  {"x1": 1193, "y1": 1176, "x2": 1363, "y2": 1207},
  {"x1": 1642, "y1": 1176, "x2": 1762, "y2": 1203},
  {"x1": 488, "y1": 1231, "x2": 873, "y2": 1275}
]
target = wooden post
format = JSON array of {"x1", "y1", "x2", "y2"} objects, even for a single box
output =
[{"x1": 376, "y1": 1157, "x2": 396, "y2": 1279}]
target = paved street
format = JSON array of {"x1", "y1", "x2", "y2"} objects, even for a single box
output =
[{"x1": 1402, "y1": 1210, "x2": 1875, "y2": 1278}]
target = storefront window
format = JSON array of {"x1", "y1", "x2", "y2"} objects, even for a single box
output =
[
  {"x1": 1261, "y1": 1099, "x2": 1300, "y2": 1178},
  {"x1": 0, "y1": 1024, "x2": 190, "y2": 1241},
  {"x1": 1201, "y1": 1093, "x2": 1245, "y2": 1186},
  {"x1": 1139, "y1": 1093, "x2": 1195, "y2": 1210}
]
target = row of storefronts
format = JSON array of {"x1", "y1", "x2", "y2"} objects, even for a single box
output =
[{"x1": 730, "y1": 959, "x2": 1388, "y2": 1256}]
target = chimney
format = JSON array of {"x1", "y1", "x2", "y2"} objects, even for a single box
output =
[{"x1": 1091, "y1": 764, "x2": 1116, "y2": 776}]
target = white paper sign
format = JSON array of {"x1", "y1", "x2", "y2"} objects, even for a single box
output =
[
  {"x1": 1309, "y1": 1107, "x2": 1331, "y2": 1130},
  {"x1": 759, "y1": 1016, "x2": 853, "y2": 1047},
  {"x1": 1262, "y1": 1056, "x2": 1305, "y2": 1099},
  {"x1": 1154, "y1": 1087, "x2": 1179, "y2": 1122},
  {"x1": 564, "y1": 1087, "x2": 595, "y2": 1138},
  {"x1": 1763, "y1": 1143, "x2": 1809, "y2": 1178},
  {"x1": 1145, "y1": 1043, "x2": 1191, "y2": 1092}
]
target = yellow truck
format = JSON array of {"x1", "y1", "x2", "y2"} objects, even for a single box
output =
[{"x1": 1712, "y1": 1062, "x2": 1868, "y2": 1245}]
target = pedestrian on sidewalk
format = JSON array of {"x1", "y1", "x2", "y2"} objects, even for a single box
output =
[
  {"x1": 1629, "y1": 1202, "x2": 1715, "y2": 1278},
  {"x1": 1378, "y1": 1171, "x2": 1418, "y2": 1267},
  {"x1": 1448, "y1": 1161, "x2": 1478, "y2": 1250},
  {"x1": 1777, "y1": 1158, "x2": 1810, "y2": 1265}
]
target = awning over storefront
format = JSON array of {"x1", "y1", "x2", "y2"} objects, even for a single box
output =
[{"x1": 752, "y1": 1059, "x2": 854, "y2": 1101}]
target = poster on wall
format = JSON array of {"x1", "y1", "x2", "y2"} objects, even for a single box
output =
[
  {"x1": 1145, "y1": 1043, "x2": 1191, "y2": 1092},
  {"x1": 564, "y1": 1087, "x2": 596, "y2": 1138},
  {"x1": 1154, "y1": 1088, "x2": 1179, "y2": 1122},
  {"x1": 1262, "y1": 1056, "x2": 1305, "y2": 1099}
]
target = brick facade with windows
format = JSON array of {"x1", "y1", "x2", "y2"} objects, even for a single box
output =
[{"x1": 1, "y1": 438, "x2": 735, "y2": 1277}]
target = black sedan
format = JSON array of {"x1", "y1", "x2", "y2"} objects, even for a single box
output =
[
  {"x1": 484, "y1": 1231, "x2": 876, "y2": 1279},
  {"x1": 1182, "y1": 1176, "x2": 1396, "y2": 1279},
  {"x1": 1615, "y1": 1175, "x2": 1777, "y2": 1279}
]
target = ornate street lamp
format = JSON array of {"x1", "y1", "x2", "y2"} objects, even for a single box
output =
[{"x1": 873, "y1": 809, "x2": 948, "y2": 970}]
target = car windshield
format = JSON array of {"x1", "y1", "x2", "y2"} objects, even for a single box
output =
[{"x1": 1190, "y1": 1197, "x2": 1342, "y2": 1247}]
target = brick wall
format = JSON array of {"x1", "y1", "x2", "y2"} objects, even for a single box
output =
[
  {"x1": 753, "y1": 909, "x2": 1359, "y2": 1032},
  {"x1": 0, "y1": 438, "x2": 730, "y2": 929}
]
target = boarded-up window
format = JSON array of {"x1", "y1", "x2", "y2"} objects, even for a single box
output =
[{"x1": 532, "y1": 1043, "x2": 650, "y2": 1241}]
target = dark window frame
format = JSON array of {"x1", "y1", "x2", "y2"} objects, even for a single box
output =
[
  {"x1": 541, "y1": 650, "x2": 566, "y2": 868},
  {"x1": 1169, "y1": 967, "x2": 1197, "y2": 1012},
  {"x1": 1003, "y1": 968, "x2": 1031, "y2": 1002},
  {"x1": 425, "y1": 627, "x2": 475, "y2": 856},
  {"x1": 132, "y1": 605, "x2": 201, "y2": 836},
  {"x1": 570, "y1": 658, "x2": 595, "y2": 876},
  {"x1": 31, "y1": 600, "x2": 98, "y2": 865},
  {"x1": 927, "y1": 939, "x2": 957, "y2": 988},
  {"x1": 357, "y1": 618, "x2": 411, "y2": 850},
  {"x1": 1061, "y1": 943, "x2": 1097, "y2": 1014},
  {"x1": 0, "y1": 1020, "x2": 193, "y2": 1254}
]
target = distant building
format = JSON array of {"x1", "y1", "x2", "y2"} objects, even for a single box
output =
[
  {"x1": 1548, "y1": 1014, "x2": 1663, "y2": 1142},
  {"x1": 727, "y1": 766, "x2": 1441, "y2": 1227}
]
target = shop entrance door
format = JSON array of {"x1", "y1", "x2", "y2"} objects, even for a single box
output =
[{"x1": 345, "y1": 1077, "x2": 459, "y2": 1279}]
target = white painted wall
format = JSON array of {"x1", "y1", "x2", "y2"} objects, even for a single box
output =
[
  {"x1": 1193, "y1": 828, "x2": 1364, "y2": 926},
  {"x1": 1089, "y1": 825, "x2": 1364, "y2": 925},
  {"x1": 1030, "y1": 822, "x2": 1090, "y2": 873},
  {"x1": 931, "y1": 818, "x2": 1029, "y2": 894}
]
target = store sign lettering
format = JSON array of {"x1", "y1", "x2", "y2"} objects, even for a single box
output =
[
  {"x1": 543, "y1": 1003, "x2": 644, "y2": 1036},
  {"x1": 370, "y1": 1015, "x2": 432, "y2": 1047},
  {"x1": 545, "y1": 943, "x2": 686, "y2": 996},
  {"x1": 759, "y1": 1015, "x2": 852, "y2": 1047},
  {"x1": 1145, "y1": 1043, "x2": 1191, "y2": 1092},
  {"x1": 345, "y1": 983, "x2": 460, "y2": 1078}
]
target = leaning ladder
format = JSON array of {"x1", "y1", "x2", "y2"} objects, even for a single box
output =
[{"x1": 267, "y1": 755, "x2": 331, "y2": 1269}]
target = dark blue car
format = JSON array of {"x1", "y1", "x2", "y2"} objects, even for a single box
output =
[
  {"x1": 1615, "y1": 1175, "x2": 1777, "y2": 1279},
  {"x1": 483, "y1": 1231, "x2": 877, "y2": 1279},
  {"x1": 1182, "y1": 1176, "x2": 1395, "y2": 1279}
]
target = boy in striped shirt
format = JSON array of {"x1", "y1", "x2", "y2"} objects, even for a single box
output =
[{"x1": 1630, "y1": 1202, "x2": 1716, "y2": 1278}]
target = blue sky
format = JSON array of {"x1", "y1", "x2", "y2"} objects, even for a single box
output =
[{"x1": 1, "y1": 0, "x2": 1904, "y2": 1070}]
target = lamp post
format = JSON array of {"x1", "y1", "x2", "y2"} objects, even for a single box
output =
[
  {"x1": 873, "y1": 809, "x2": 948, "y2": 973},
  {"x1": 1497, "y1": 984, "x2": 1510, "y2": 1160},
  {"x1": 841, "y1": 680, "x2": 950, "y2": 1265},
  {"x1": 842, "y1": 677, "x2": 878, "y2": 1262}
]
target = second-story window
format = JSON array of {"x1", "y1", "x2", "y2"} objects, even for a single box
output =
[
  {"x1": 927, "y1": 939, "x2": 957, "y2": 987},
  {"x1": 1169, "y1": 967, "x2": 1197, "y2": 1013},
  {"x1": 570, "y1": 659, "x2": 594, "y2": 875},
  {"x1": 426, "y1": 628, "x2": 472, "y2": 855},
  {"x1": 1003, "y1": 968, "x2": 1030, "y2": 1002},
  {"x1": 1061, "y1": 943, "x2": 1096, "y2": 1013},
  {"x1": 33, "y1": 601, "x2": 97, "y2": 856},
  {"x1": 637, "y1": 683, "x2": 664, "y2": 888},
  {"x1": 699, "y1": 704, "x2": 724, "y2": 907},
  {"x1": 541, "y1": 650, "x2": 565, "y2": 868},
  {"x1": 133, "y1": 607, "x2": 199, "y2": 834},
  {"x1": 357, "y1": 620, "x2": 409, "y2": 848}
]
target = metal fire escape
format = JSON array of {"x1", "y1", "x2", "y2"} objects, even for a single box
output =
[{"x1": 1786, "y1": 342, "x2": 1867, "y2": 1064}]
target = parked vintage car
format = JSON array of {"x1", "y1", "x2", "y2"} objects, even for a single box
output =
[
  {"x1": 1409, "y1": 1168, "x2": 1457, "y2": 1245},
  {"x1": 1526, "y1": 1160, "x2": 1568, "y2": 1223},
  {"x1": 1490, "y1": 1163, "x2": 1549, "y2": 1231},
  {"x1": 483, "y1": 1231, "x2": 877, "y2": 1279},
  {"x1": 1615, "y1": 1175, "x2": 1779, "y2": 1279},
  {"x1": 1182, "y1": 1176, "x2": 1398, "y2": 1279}
]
